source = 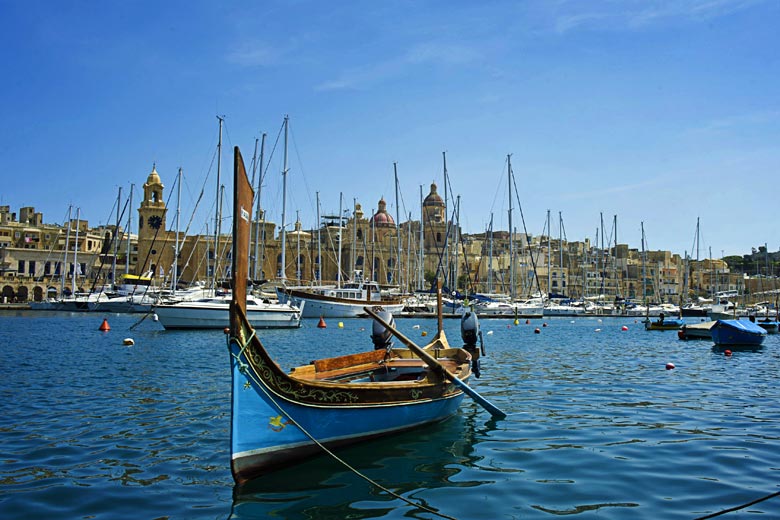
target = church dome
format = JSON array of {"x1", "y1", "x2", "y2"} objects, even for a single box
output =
[
  {"x1": 423, "y1": 182, "x2": 444, "y2": 207},
  {"x1": 370, "y1": 198, "x2": 395, "y2": 228}
]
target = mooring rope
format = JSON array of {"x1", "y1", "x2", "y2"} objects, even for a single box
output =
[
  {"x1": 694, "y1": 489, "x2": 780, "y2": 519},
  {"x1": 227, "y1": 333, "x2": 457, "y2": 520}
]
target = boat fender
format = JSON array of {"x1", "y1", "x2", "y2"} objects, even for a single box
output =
[{"x1": 370, "y1": 307, "x2": 394, "y2": 350}]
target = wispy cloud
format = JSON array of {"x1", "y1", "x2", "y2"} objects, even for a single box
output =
[
  {"x1": 559, "y1": 176, "x2": 667, "y2": 201},
  {"x1": 683, "y1": 109, "x2": 780, "y2": 136},
  {"x1": 549, "y1": 0, "x2": 764, "y2": 33},
  {"x1": 226, "y1": 41, "x2": 283, "y2": 67},
  {"x1": 316, "y1": 41, "x2": 483, "y2": 91}
]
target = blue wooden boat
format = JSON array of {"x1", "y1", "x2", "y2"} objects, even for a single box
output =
[
  {"x1": 226, "y1": 147, "x2": 495, "y2": 484},
  {"x1": 710, "y1": 319, "x2": 767, "y2": 346}
]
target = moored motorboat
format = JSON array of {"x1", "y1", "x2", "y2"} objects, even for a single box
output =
[
  {"x1": 678, "y1": 320, "x2": 716, "y2": 340},
  {"x1": 155, "y1": 294, "x2": 302, "y2": 330},
  {"x1": 277, "y1": 275, "x2": 404, "y2": 318},
  {"x1": 710, "y1": 319, "x2": 767, "y2": 346},
  {"x1": 644, "y1": 312, "x2": 684, "y2": 331},
  {"x1": 756, "y1": 319, "x2": 779, "y2": 334}
]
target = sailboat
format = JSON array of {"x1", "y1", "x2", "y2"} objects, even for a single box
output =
[
  {"x1": 154, "y1": 119, "x2": 302, "y2": 329},
  {"x1": 227, "y1": 146, "x2": 503, "y2": 483}
]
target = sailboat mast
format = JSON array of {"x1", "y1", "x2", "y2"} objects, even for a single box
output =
[
  {"x1": 337, "y1": 192, "x2": 343, "y2": 288},
  {"x1": 488, "y1": 213, "x2": 494, "y2": 293},
  {"x1": 351, "y1": 198, "x2": 357, "y2": 277},
  {"x1": 507, "y1": 154, "x2": 515, "y2": 300},
  {"x1": 173, "y1": 168, "x2": 182, "y2": 293},
  {"x1": 559, "y1": 211, "x2": 564, "y2": 296},
  {"x1": 316, "y1": 191, "x2": 321, "y2": 282},
  {"x1": 613, "y1": 214, "x2": 619, "y2": 298},
  {"x1": 418, "y1": 185, "x2": 424, "y2": 291},
  {"x1": 61, "y1": 205, "x2": 72, "y2": 297},
  {"x1": 112, "y1": 187, "x2": 122, "y2": 287},
  {"x1": 394, "y1": 163, "x2": 401, "y2": 288},
  {"x1": 296, "y1": 210, "x2": 301, "y2": 283},
  {"x1": 454, "y1": 196, "x2": 460, "y2": 293},
  {"x1": 406, "y1": 211, "x2": 412, "y2": 293},
  {"x1": 641, "y1": 222, "x2": 646, "y2": 310},
  {"x1": 280, "y1": 115, "x2": 289, "y2": 282},
  {"x1": 442, "y1": 152, "x2": 449, "y2": 287},
  {"x1": 213, "y1": 116, "x2": 224, "y2": 293},
  {"x1": 253, "y1": 133, "x2": 266, "y2": 280},
  {"x1": 72, "y1": 207, "x2": 81, "y2": 293},
  {"x1": 125, "y1": 185, "x2": 133, "y2": 275},
  {"x1": 546, "y1": 209, "x2": 551, "y2": 300}
]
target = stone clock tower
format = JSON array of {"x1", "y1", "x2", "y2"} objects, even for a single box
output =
[
  {"x1": 136, "y1": 165, "x2": 169, "y2": 275},
  {"x1": 138, "y1": 165, "x2": 167, "y2": 237}
]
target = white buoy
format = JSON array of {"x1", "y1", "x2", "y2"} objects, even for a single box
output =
[
  {"x1": 152, "y1": 314, "x2": 159, "y2": 322},
  {"x1": 594, "y1": 328, "x2": 601, "y2": 332},
  {"x1": 412, "y1": 324, "x2": 420, "y2": 329},
  {"x1": 123, "y1": 338, "x2": 135, "y2": 346},
  {"x1": 486, "y1": 330, "x2": 494, "y2": 335}
]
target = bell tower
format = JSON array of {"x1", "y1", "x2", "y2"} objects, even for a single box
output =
[{"x1": 138, "y1": 164, "x2": 167, "y2": 239}]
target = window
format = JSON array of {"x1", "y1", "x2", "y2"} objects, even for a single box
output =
[
  {"x1": 18, "y1": 260, "x2": 25, "y2": 273},
  {"x1": 28, "y1": 261, "x2": 35, "y2": 275}
]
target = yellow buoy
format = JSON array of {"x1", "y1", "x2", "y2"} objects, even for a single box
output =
[{"x1": 338, "y1": 322, "x2": 344, "y2": 328}]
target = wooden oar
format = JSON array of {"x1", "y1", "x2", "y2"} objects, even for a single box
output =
[{"x1": 363, "y1": 306, "x2": 506, "y2": 419}]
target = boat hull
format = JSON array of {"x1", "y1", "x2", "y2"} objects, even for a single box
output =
[
  {"x1": 645, "y1": 318, "x2": 684, "y2": 331},
  {"x1": 678, "y1": 321, "x2": 716, "y2": 340},
  {"x1": 156, "y1": 301, "x2": 302, "y2": 329},
  {"x1": 757, "y1": 321, "x2": 779, "y2": 334},
  {"x1": 278, "y1": 288, "x2": 404, "y2": 318},
  {"x1": 710, "y1": 319, "x2": 767, "y2": 346},
  {"x1": 228, "y1": 337, "x2": 465, "y2": 483}
]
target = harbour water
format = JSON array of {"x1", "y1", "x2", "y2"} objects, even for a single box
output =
[{"x1": 1, "y1": 311, "x2": 779, "y2": 519}]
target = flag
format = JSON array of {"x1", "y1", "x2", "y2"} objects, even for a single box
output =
[{"x1": 24, "y1": 237, "x2": 32, "y2": 243}]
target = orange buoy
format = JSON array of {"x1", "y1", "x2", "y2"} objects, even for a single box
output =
[
  {"x1": 317, "y1": 316, "x2": 327, "y2": 328},
  {"x1": 223, "y1": 327, "x2": 230, "y2": 334},
  {"x1": 725, "y1": 350, "x2": 732, "y2": 357},
  {"x1": 99, "y1": 319, "x2": 110, "y2": 331},
  {"x1": 621, "y1": 326, "x2": 629, "y2": 331}
]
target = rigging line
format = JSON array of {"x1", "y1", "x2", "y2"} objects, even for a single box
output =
[
  {"x1": 509, "y1": 163, "x2": 544, "y2": 299},
  {"x1": 227, "y1": 334, "x2": 458, "y2": 520},
  {"x1": 87, "y1": 196, "x2": 131, "y2": 295},
  {"x1": 694, "y1": 489, "x2": 780, "y2": 519},
  {"x1": 260, "y1": 120, "x2": 284, "y2": 188},
  {"x1": 288, "y1": 120, "x2": 318, "y2": 219}
]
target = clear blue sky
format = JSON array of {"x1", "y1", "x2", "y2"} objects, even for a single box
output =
[{"x1": 2, "y1": 0, "x2": 778, "y2": 258}]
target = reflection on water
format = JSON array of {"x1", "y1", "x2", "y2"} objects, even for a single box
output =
[{"x1": 2, "y1": 313, "x2": 780, "y2": 519}]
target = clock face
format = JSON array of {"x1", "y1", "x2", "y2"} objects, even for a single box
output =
[{"x1": 148, "y1": 215, "x2": 163, "y2": 230}]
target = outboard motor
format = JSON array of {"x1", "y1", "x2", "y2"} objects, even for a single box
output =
[
  {"x1": 370, "y1": 307, "x2": 395, "y2": 350},
  {"x1": 461, "y1": 311, "x2": 479, "y2": 347},
  {"x1": 461, "y1": 310, "x2": 483, "y2": 378}
]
